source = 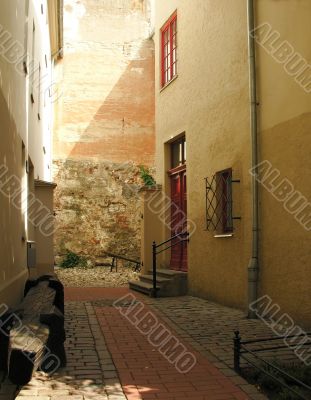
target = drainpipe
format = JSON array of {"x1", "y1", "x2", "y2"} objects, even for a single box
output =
[{"x1": 247, "y1": 0, "x2": 259, "y2": 319}]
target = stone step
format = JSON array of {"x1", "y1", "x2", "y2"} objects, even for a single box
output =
[
  {"x1": 128, "y1": 280, "x2": 159, "y2": 296},
  {"x1": 129, "y1": 267, "x2": 187, "y2": 297},
  {"x1": 139, "y1": 274, "x2": 171, "y2": 285},
  {"x1": 147, "y1": 268, "x2": 180, "y2": 278}
]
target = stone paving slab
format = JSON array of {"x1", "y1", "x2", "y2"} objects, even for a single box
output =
[
  {"x1": 0, "y1": 300, "x2": 126, "y2": 400},
  {"x1": 143, "y1": 296, "x2": 300, "y2": 370},
  {"x1": 0, "y1": 288, "x2": 289, "y2": 399}
]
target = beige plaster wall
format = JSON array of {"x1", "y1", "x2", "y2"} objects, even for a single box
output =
[
  {"x1": 0, "y1": 0, "x2": 57, "y2": 306},
  {"x1": 154, "y1": 0, "x2": 311, "y2": 328},
  {"x1": 256, "y1": 1, "x2": 311, "y2": 329},
  {"x1": 34, "y1": 182, "x2": 56, "y2": 277}
]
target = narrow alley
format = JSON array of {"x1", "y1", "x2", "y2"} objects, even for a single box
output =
[
  {"x1": 0, "y1": 0, "x2": 310, "y2": 399},
  {"x1": 4, "y1": 287, "x2": 267, "y2": 400}
]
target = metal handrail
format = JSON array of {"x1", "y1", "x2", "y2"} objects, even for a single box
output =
[
  {"x1": 98, "y1": 251, "x2": 141, "y2": 272},
  {"x1": 151, "y1": 232, "x2": 189, "y2": 298},
  {"x1": 155, "y1": 232, "x2": 188, "y2": 249}
]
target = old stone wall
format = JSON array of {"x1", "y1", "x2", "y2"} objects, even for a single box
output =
[
  {"x1": 53, "y1": 160, "x2": 144, "y2": 263},
  {"x1": 53, "y1": 0, "x2": 155, "y2": 262}
]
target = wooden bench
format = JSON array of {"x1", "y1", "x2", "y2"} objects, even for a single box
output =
[{"x1": 0, "y1": 275, "x2": 66, "y2": 385}]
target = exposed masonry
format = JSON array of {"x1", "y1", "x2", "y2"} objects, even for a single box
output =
[
  {"x1": 53, "y1": 0, "x2": 155, "y2": 265},
  {"x1": 53, "y1": 160, "x2": 143, "y2": 264}
]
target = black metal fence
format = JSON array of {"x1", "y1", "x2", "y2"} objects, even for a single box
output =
[{"x1": 233, "y1": 331, "x2": 311, "y2": 400}]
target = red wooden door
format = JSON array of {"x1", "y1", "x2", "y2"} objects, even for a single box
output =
[{"x1": 170, "y1": 168, "x2": 187, "y2": 272}]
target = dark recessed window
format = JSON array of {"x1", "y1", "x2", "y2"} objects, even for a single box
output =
[
  {"x1": 171, "y1": 136, "x2": 186, "y2": 169},
  {"x1": 216, "y1": 169, "x2": 233, "y2": 233}
]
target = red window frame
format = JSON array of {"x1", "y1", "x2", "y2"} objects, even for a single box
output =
[{"x1": 161, "y1": 12, "x2": 177, "y2": 88}]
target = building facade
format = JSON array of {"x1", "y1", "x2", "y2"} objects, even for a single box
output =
[
  {"x1": 0, "y1": 0, "x2": 62, "y2": 306},
  {"x1": 141, "y1": 0, "x2": 311, "y2": 328},
  {"x1": 53, "y1": 0, "x2": 155, "y2": 263}
]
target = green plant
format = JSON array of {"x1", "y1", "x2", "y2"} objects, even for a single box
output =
[
  {"x1": 60, "y1": 250, "x2": 87, "y2": 269},
  {"x1": 243, "y1": 361, "x2": 311, "y2": 400},
  {"x1": 139, "y1": 165, "x2": 156, "y2": 186},
  {"x1": 278, "y1": 387, "x2": 304, "y2": 400}
]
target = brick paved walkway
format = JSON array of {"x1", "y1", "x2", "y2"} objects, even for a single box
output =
[
  {"x1": 0, "y1": 289, "x2": 273, "y2": 400},
  {"x1": 95, "y1": 302, "x2": 252, "y2": 400}
]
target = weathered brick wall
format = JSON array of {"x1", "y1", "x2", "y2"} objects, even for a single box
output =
[{"x1": 53, "y1": 0, "x2": 155, "y2": 262}]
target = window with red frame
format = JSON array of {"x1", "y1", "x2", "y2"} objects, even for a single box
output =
[{"x1": 161, "y1": 12, "x2": 177, "y2": 87}]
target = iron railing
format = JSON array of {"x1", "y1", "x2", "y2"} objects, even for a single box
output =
[
  {"x1": 151, "y1": 232, "x2": 189, "y2": 298},
  {"x1": 99, "y1": 252, "x2": 141, "y2": 272},
  {"x1": 233, "y1": 331, "x2": 311, "y2": 400}
]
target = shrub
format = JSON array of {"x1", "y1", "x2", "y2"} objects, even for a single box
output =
[{"x1": 60, "y1": 250, "x2": 87, "y2": 269}]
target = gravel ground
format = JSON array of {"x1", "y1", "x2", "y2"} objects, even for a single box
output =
[{"x1": 55, "y1": 265, "x2": 139, "y2": 287}]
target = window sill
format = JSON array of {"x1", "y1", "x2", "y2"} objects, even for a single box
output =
[
  {"x1": 160, "y1": 74, "x2": 178, "y2": 93},
  {"x1": 213, "y1": 233, "x2": 234, "y2": 238}
]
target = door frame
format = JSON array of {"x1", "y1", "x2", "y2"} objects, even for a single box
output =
[{"x1": 168, "y1": 164, "x2": 187, "y2": 272}]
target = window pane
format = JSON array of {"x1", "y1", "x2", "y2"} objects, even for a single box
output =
[
  {"x1": 173, "y1": 34, "x2": 177, "y2": 50},
  {"x1": 215, "y1": 170, "x2": 233, "y2": 233},
  {"x1": 172, "y1": 19, "x2": 177, "y2": 35},
  {"x1": 173, "y1": 48, "x2": 176, "y2": 62},
  {"x1": 172, "y1": 143, "x2": 181, "y2": 168},
  {"x1": 171, "y1": 138, "x2": 186, "y2": 168},
  {"x1": 172, "y1": 62, "x2": 176, "y2": 77},
  {"x1": 161, "y1": 14, "x2": 177, "y2": 87}
]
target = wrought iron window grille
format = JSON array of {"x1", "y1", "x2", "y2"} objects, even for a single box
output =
[{"x1": 205, "y1": 170, "x2": 241, "y2": 232}]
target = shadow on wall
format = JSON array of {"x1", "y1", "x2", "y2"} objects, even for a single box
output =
[
  {"x1": 55, "y1": 39, "x2": 155, "y2": 165},
  {"x1": 52, "y1": 39, "x2": 155, "y2": 263},
  {"x1": 0, "y1": 88, "x2": 27, "y2": 292}
]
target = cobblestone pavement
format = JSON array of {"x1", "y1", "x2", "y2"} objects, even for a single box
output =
[
  {"x1": 144, "y1": 296, "x2": 300, "y2": 370},
  {"x1": 1, "y1": 300, "x2": 127, "y2": 400},
  {"x1": 0, "y1": 289, "x2": 289, "y2": 399}
]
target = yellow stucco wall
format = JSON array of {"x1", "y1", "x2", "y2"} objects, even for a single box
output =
[
  {"x1": 256, "y1": 1, "x2": 311, "y2": 329},
  {"x1": 154, "y1": 0, "x2": 311, "y2": 328}
]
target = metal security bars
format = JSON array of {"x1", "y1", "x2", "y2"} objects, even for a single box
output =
[{"x1": 205, "y1": 169, "x2": 241, "y2": 232}]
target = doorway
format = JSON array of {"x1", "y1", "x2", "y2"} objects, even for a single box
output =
[{"x1": 168, "y1": 136, "x2": 187, "y2": 272}]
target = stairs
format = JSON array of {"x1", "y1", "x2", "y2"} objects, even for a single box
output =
[{"x1": 129, "y1": 268, "x2": 187, "y2": 297}]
